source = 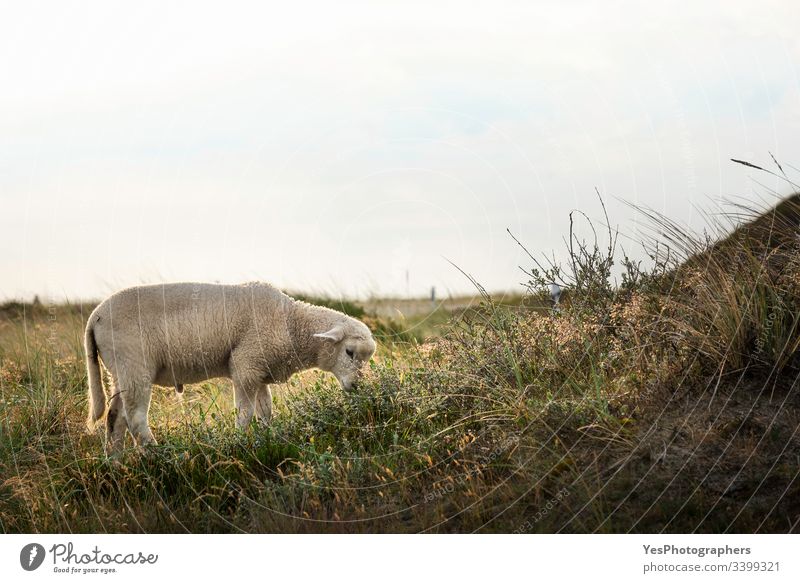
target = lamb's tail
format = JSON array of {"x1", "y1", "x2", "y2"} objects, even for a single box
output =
[{"x1": 85, "y1": 317, "x2": 106, "y2": 431}]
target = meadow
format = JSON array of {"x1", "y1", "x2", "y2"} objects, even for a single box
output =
[{"x1": 1, "y1": 194, "x2": 799, "y2": 533}]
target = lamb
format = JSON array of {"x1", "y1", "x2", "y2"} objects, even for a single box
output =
[{"x1": 84, "y1": 281, "x2": 377, "y2": 451}]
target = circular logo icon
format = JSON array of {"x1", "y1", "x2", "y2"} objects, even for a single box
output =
[{"x1": 20, "y1": 543, "x2": 46, "y2": 571}]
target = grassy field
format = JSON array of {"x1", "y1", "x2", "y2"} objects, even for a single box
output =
[{"x1": 1, "y1": 197, "x2": 800, "y2": 533}]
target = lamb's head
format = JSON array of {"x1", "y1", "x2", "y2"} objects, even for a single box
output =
[{"x1": 313, "y1": 316, "x2": 377, "y2": 391}]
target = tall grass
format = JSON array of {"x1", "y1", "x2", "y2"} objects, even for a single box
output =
[{"x1": 1, "y1": 188, "x2": 800, "y2": 532}]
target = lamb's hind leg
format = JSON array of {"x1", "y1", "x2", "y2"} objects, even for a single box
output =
[
  {"x1": 105, "y1": 386, "x2": 128, "y2": 453},
  {"x1": 118, "y1": 374, "x2": 157, "y2": 446}
]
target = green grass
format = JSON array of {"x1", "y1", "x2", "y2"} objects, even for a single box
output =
[{"x1": 2, "y1": 194, "x2": 800, "y2": 533}]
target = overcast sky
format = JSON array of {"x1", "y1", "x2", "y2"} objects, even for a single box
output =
[{"x1": 1, "y1": 1, "x2": 799, "y2": 301}]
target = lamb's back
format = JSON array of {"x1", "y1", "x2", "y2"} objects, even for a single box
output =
[{"x1": 92, "y1": 282, "x2": 288, "y2": 371}]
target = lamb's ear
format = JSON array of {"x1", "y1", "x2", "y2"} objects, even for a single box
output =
[{"x1": 313, "y1": 326, "x2": 344, "y2": 342}]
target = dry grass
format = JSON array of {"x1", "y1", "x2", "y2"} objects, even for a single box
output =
[{"x1": 1, "y1": 191, "x2": 800, "y2": 533}]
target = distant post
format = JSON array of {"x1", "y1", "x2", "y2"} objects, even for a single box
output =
[{"x1": 549, "y1": 282, "x2": 562, "y2": 312}]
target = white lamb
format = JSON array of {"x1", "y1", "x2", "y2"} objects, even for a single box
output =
[{"x1": 84, "y1": 282, "x2": 377, "y2": 451}]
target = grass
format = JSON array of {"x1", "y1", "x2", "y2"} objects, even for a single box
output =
[{"x1": 1, "y1": 192, "x2": 800, "y2": 533}]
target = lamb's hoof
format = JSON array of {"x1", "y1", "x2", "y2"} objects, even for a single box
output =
[{"x1": 103, "y1": 447, "x2": 125, "y2": 465}]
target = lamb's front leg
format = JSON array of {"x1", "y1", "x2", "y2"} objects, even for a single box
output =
[
  {"x1": 254, "y1": 385, "x2": 273, "y2": 425},
  {"x1": 233, "y1": 379, "x2": 259, "y2": 429},
  {"x1": 230, "y1": 347, "x2": 267, "y2": 430}
]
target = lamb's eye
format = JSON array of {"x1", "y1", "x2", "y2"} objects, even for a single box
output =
[{"x1": 345, "y1": 348, "x2": 355, "y2": 359}]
